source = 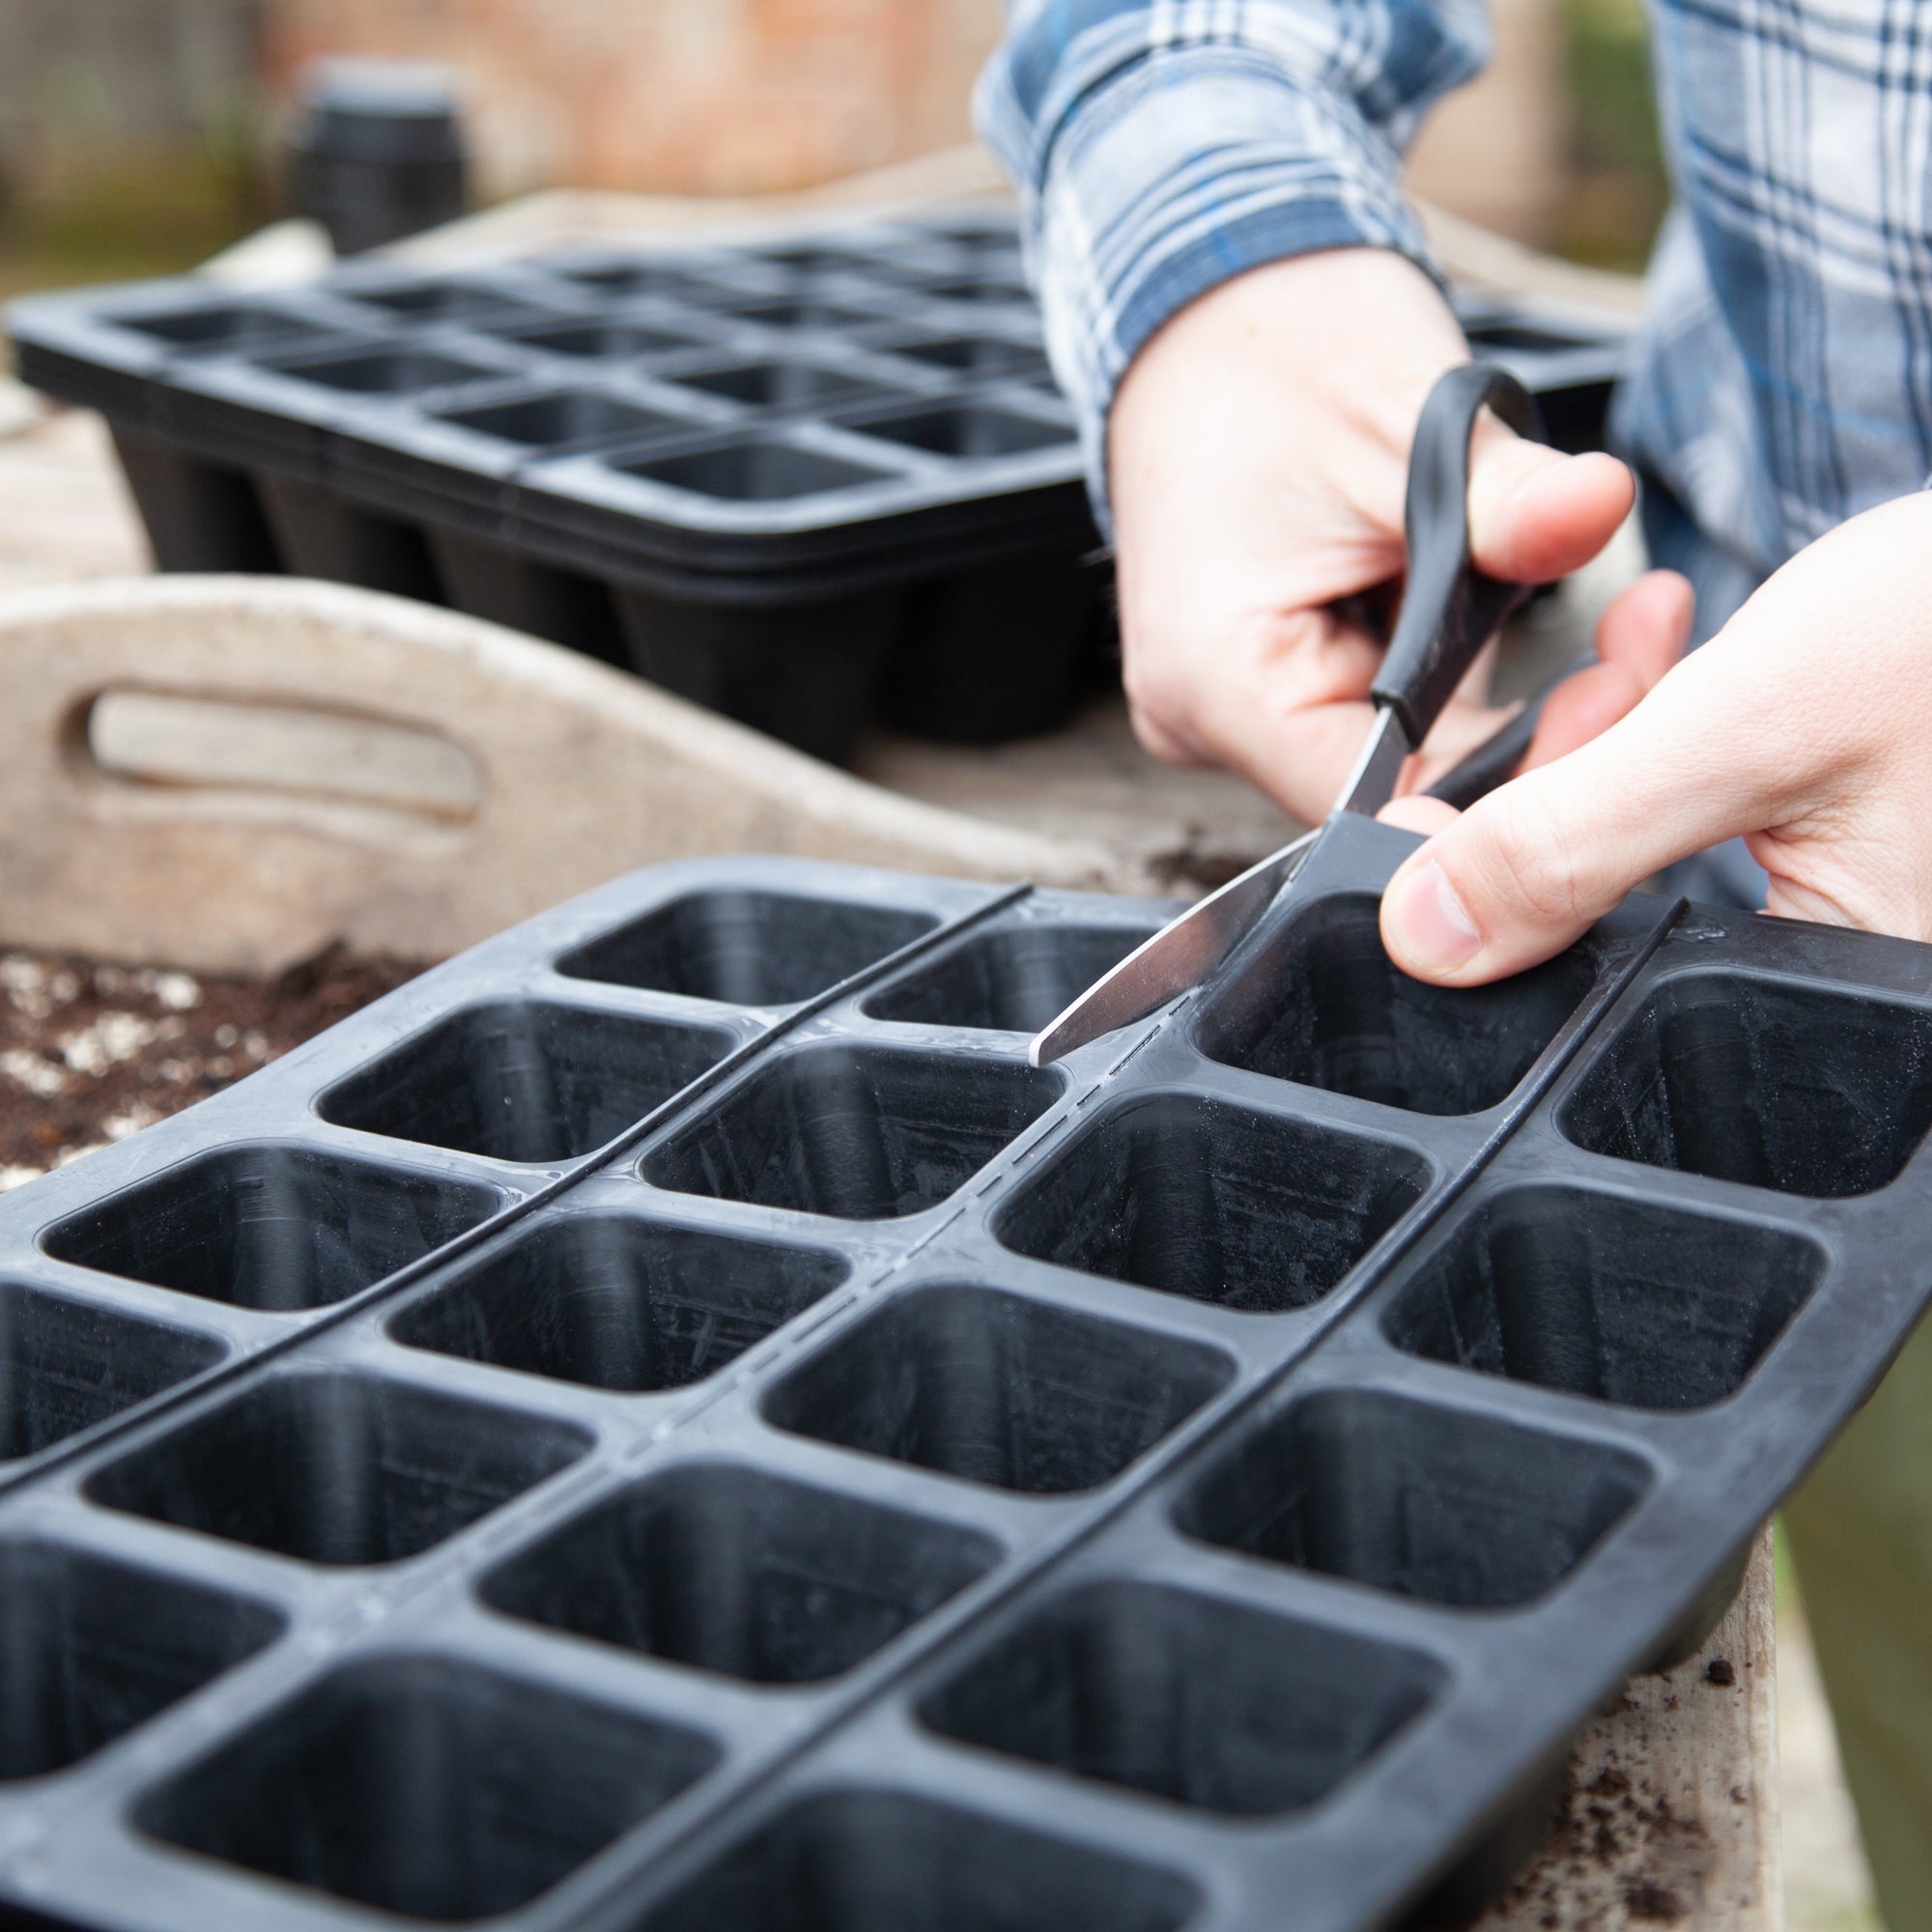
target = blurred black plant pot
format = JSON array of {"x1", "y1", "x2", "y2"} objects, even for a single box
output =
[{"x1": 289, "y1": 58, "x2": 470, "y2": 256}]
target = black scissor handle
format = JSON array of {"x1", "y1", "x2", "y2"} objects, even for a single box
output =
[{"x1": 1371, "y1": 363, "x2": 1545, "y2": 749}]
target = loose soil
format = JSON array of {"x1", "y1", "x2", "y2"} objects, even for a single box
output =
[
  {"x1": 0, "y1": 947, "x2": 428, "y2": 1185},
  {"x1": 1486, "y1": 1750, "x2": 1716, "y2": 1930}
]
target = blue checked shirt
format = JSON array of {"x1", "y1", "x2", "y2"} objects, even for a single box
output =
[{"x1": 977, "y1": 0, "x2": 1932, "y2": 597}]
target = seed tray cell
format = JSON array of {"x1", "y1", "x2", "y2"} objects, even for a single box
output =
[
  {"x1": 871, "y1": 328, "x2": 1054, "y2": 386},
  {"x1": 329, "y1": 278, "x2": 572, "y2": 335},
  {"x1": 317, "y1": 998, "x2": 738, "y2": 1163},
  {"x1": 0, "y1": 1282, "x2": 227, "y2": 1462},
  {"x1": 1560, "y1": 966, "x2": 1932, "y2": 1196},
  {"x1": 660, "y1": 355, "x2": 916, "y2": 415},
  {"x1": 261, "y1": 340, "x2": 516, "y2": 399},
  {"x1": 728, "y1": 294, "x2": 895, "y2": 335},
  {"x1": 506, "y1": 314, "x2": 707, "y2": 360},
  {"x1": 641, "y1": 1040, "x2": 1065, "y2": 1221},
  {"x1": 41, "y1": 1143, "x2": 503, "y2": 1316},
  {"x1": 482, "y1": 1462, "x2": 1004, "y2": 1686},
  {"x1": 541, "y1": 255, "x2": 767, "y2": 302},
  {"x1": 861, "y1": 909, "x2": 1160, "y2": 1035},
  {"x1": 837, "y1": 395, "x2": 1075, "y2": 462},
  {"x1": 106, "y1": 298, "x2": 333, "y2": 359},
  {"x1": 7, "y1": 213, "x2": 1631, "y2": 758},
  {"x1": 387, "y1": 1210, "x2": 849, "y2": 1394},
  {"x1": 136, "y1": 1653, "x2": 723, "y2": 1922},
  {"x1": 0, "y1": 1539, "x2": 283, "y2": 1782},
  {"x1": 918, "y1": 1577, "x2": 1443, "y2": 1818},
  {"x1": 560, "y1": 887, "x2": 941, "y2": 1009},
  {"x1": 86, "y1": 1367, "x2": 594, "y2": 1569},
  {"x1": 608, "y1": 429, "x2": 900, "y2": 507},
  {"x1": 761, "y1": 1282, "x2": 1236, "y2": 1495},
  {"x1": 1174, "y1": 1385, "x2": 1651, "y2": 1608},
  {"x1": 436, "y1": 384, "x2": 710, "y2": 452},
  {"x1": 994, "y1": 1092, "x2": 1431, "y2": 1314},
  {"x1": 1196, "y1": 890, "x2": 1598, "y2": 1116},
  {"x1": 629, "y1": 1788, "x2": 1202, "y2": 1932},
  {"x1": 0, "y1": 833, "x2": 1928, "y2": 1932},
  {"x1": 1381, "y1": 1179, "x2": 1825, "y2": 1409}
]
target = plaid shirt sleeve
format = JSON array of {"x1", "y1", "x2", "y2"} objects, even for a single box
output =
[
  {"x1": 975, "y1": 0, "x2": 1491, "y2": 515},
  {"x1": 981, "y1": 0, "x2": 1932, "y2": 590},
  {"x1": 1616, "y1": 0, "x2": 1932, "y2": 592}
]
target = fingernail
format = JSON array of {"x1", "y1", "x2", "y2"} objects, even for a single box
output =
[{"x1": 1387, "y1": 861, "x2": 1483, "y2": 973}]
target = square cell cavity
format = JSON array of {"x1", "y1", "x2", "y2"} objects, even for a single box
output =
[
  {"x1": 560, "y1": 890, "x2": 935, "y2": 1008},
  {"x1": 484, "y1": 1463, "x2": 1001, "y2": 1684},
  {"x1": 645, "y1": 1044, "x2": 1060, "y2": 1221},
  {"x1": 1198, "y1": 894, "x2": 1594, "y2": 1116},
  {"x1": 136, "y1": 1655, "x2": 719, "y2": 1920},
  {"x1": 629, "y1": 1790, "x2": 1199, "y2": 1932},
  {"x1": 764, "y1": 1283, "x2": 1233, "y2": 1494},
  {"x1": 921, "y1": 1579, "x2": 1439, "y2": 1816},
  {"x1": 88, "y1": 1370, "x2": 590, "y2": 1567},
  {"x1": 43, "y1": 1145, "x2": 499, "y2": 1314},
  {"x1": 1177, "y1": 1387, "x2": 1649, "y2": 1608},
  {"x1": 320, "y1": 1000, "x2": 733, "y2": 1163},
  {"x1": 998, "y1": 1093, "x2": 1427, "y2": 1313},
  {"x1": 1383, "y1": 1183, "x2": 1824, "y2": 1408},
  {"x1": 1562, "y1": 971, "x2": 1932, "y2": 1197},
  {"x1": 391, "y1": 1214, "x2": 846, "y2": 1393}
]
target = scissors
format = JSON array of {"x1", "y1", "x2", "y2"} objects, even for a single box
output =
[{"x1": 1031, "y1": 362, "x2": 1548, "y2": 1068}]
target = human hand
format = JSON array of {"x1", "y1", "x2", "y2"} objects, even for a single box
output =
[
  {"x1": 1378, "y1": 492, "x2": 1932, "y2": 980},
  {"x1": 1108, "y1": 246, "x2": 1687, "y2": 821}
]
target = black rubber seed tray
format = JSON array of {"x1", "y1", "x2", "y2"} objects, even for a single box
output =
[
  {"x1": 0, "y1": 822, "x2": 1921, "y2": 1931},
  {"x1": 5, "y1": 216, "x2": 1629, "y2": 761}
]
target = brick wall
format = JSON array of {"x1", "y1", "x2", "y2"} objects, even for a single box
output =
[
  {"x1": 260, "y1": 0, "x2": 1566, "y2": 240},
  {"x1": 0, "y1": 0, "x2": 1570, "y2": 256},
  {"x1": 257, "y1": 0, "x2": 1008, "y2": 202}
]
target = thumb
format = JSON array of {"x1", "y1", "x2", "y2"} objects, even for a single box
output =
[
  {"x1": 1463, "y1": 418, "x2": 1634, "y2": 585},
  {"x1": 1378, "y1": 646, "x2": 1772, "y2": 984}
]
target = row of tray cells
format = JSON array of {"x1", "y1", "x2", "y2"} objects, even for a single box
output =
[
  {"x1": 0, "y1": 1282, "x2": 1723, "y2": 1928},
  {"x1": 0, "y1": 1079, "x2": 1854, "y2": 1901},
  {"x1": 112, "y1": 265, "x2": 1052, "y2": 402},
  {"x1": 0, "y1": 1304, "x2": 1652, "y2": 1905},
  {"x1": 0, "y1": 1543, "x2": 1208, "y2": 1926},
  {"x1": 110, "y1": 231, "x2": 1035, "y2": 358},
  {"x1": 371, "y1": 377, "x2": 1072, "y2": 513},
  {"x1": 31, "y1": 1143, "x2": 1815, "y2": 1435},
  {"x1": 7, "y1": 888, "x2": 1905, "y2": 1437},
  {"x1": 0, "y1": 1072, "x2": 1833, "y2": 1655},
  {"x1": 171, "y1": 364, "x2": 1069, "y2": 521},
  {"x1": 276, "y1": 330, "x2": 1058, "y2": 428},
  {"x1": 300, "y1": 885, "x2": 1932, "y2": 1196},
  {"x1": 447, "y1": 376, "x2": 1067, "y2": 470},
  {"x1": 3, "y1": 889, "x2": 1898, "y2": 1377},
  {"x1": 138, "y1": 1662, "x2": 1216, "y2": 1932},
  {"x1": 149, "y1": 306, "x2": 1054, "y2": 403}
]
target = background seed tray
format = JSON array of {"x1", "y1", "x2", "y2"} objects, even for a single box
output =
[
  {"x1": 0, "y1": 819, "x2": 1919, "y2": 1931},
  {"x1": 5, "y1": 214, "x2": 1630, "y2": 759}
]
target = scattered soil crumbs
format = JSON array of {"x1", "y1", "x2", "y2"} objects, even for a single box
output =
[
  {"x1": 1484, "y1": 1755, "x2": 1716, "y2": 1930},
  {"x1": 0, "y1": 948, "x2": 429, "y2": 1186}
]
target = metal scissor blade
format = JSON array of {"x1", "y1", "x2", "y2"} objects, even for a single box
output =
[
  {"x1": 1335, "y1": 704, "x2": 1415, "y2": 817},
  {"x1": 1028, "y1": 706, "x2": 1421, "y2": 1068},
  {"x1": 1028, "y1": 828, "x2": 1316, "y2": 1067}
]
